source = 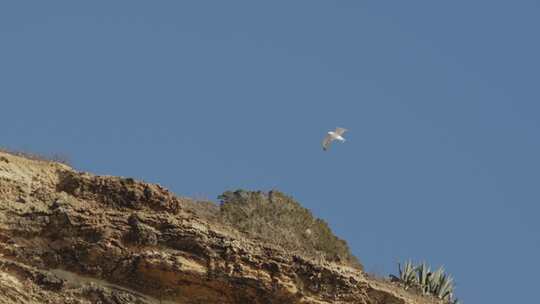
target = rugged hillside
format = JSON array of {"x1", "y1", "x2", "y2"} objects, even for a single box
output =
[{"x1": 0, "y1": 151, "x2": 439, "y2": 304}]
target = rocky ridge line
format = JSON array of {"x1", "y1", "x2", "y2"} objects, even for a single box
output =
[{"x1": 0, "y1": 151, "x2": 437, "y2": 304}]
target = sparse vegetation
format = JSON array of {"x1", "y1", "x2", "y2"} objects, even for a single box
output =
[
  {"x1": 183, "y1": 199, "x2": 220, "y2": 221},
  {"x1": 217, "y1": 189, "x2": 362, "y2": 269},
  {"x1": 0, "y1": 147, "x2": 71, "y2": 166},
  {"x1": 395, "y1": 260, "x2": 459, "y2": 304}
]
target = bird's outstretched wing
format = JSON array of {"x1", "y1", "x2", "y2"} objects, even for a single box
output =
[
  {"x1": 322, "y1": 134, "x2": 333, "y2": 151},
  {"x1": 334, "y1": 127, "x2": 347, "y2": 136}
]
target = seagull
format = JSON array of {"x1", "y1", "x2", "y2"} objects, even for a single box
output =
[{"x1": 322, "y1": 127, "x2": 348, "y2": 151}]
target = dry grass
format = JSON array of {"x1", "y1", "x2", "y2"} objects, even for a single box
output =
[
  {"x1": 0, "y1": 147, "x2": 71, "y2": 166},
  {"x1": 182, "y1": 199, "x2": 220, "y2": 221}
]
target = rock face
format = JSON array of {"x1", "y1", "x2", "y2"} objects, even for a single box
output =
[{"x1": 0, "y1": 152, "x2": 437, "y2": 304}]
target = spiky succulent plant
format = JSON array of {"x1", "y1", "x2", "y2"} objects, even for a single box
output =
[
  {"x1": 416, "y1": 262, "x2": 430, "y2": 294},
  {"x1": 394, "y1": 261, "x2": 459, "y2": 303},
  {"x1": 398, "y1": 260, "x2": 417, "y2": 289}
]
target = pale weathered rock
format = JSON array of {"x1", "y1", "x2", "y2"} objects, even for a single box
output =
[{"x1": 0, "y1": 151, "x2": 439, "y2": 304}]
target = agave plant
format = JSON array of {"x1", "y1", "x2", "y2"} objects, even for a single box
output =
[
  {"x1": 395, "y1": 261, "x2": 459, "y2": 303},
  {"x1": 416, "y1": 262, "x2": 431, "y2": 294},
  {"x1": 436, "y1": 273, "x2": 455, "y2": 300},
  {"x1": 398, "y1": 260, "x2": 417, "y2": 289},
  {"x1": 427, "y1": 266, "x2": 444, "y2": 294}
]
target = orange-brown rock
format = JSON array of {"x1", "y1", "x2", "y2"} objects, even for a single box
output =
[{"x1": 0, "y1": 151, "x2": 439, "y2": 304}]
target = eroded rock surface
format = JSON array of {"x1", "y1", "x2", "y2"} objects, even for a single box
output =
[{"x1": 0, "y1": 152, "x2": 437, "y2": 304}]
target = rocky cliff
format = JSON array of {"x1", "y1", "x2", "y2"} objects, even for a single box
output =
[{"x1": 0, "y1": 151, "x2": 439, "y2": 304}]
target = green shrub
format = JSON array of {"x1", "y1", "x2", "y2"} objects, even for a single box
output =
[
  {"x1": 394, "y1": 260, "x2": 459, "y2": 304},
  {"x1": 218, "y1": 189, "x2": 362, "y2": 269}
]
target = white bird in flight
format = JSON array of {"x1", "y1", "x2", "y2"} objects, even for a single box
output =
[{"x1": 322, "y1": 127, "x2": 348, "y2": 151}]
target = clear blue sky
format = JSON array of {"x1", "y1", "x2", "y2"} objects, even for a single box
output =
[{"x1": 2, "y1": 1, "x2": 539, "y2": 303}]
